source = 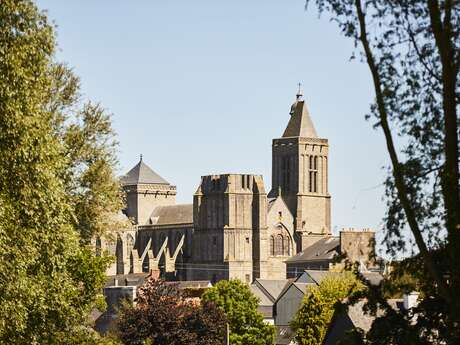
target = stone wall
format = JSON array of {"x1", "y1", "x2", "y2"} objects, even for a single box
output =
[{"x1": 339, "y1": 228, "x2": 376, "y2": 268}]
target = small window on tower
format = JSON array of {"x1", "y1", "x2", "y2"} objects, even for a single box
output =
[
  {"x1": 278, "y1": 211, "x2": 282, "y2": 220},
  {"x1": 246, "y1": 237, "x2": 250, "y2": 244},
  {"x1": 245, "y1": 274, "x2": 250, "y2": 283},
  {"x1": 309, "y1": 155, "x2": 318, "y2": 193},
  {"x1": 212, "y1": 236, "x2": 217, "y2": 246}
]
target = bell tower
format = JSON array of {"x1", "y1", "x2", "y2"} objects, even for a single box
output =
[{"x1": 269, "y1": 85, "x2": 331, "y2": 251}]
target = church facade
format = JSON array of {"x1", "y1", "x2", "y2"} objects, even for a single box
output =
[{"x1": 98, "y1": 90, "x2": 335, "y2": 282}]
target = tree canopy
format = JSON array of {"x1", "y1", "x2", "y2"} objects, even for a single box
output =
[
  {"x1": 0, "y1": 0, "x2": 123, "y2": 343},
  {"x1": 290, "y1": 272, "x2": 364, "y2": 345},
  {"x1": 116, "y1": 278, "x2": 227, "y2": 345},
  {"x1": 201, "y1": 279, "x2": 275, "y2": 345},
  {"x1": 305, "y1": 0, "x2": 460, "y2": 343}
]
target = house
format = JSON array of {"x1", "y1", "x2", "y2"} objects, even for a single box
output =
[
  {"x1": 286, "y1": 229, "x2": 379, "y2": 279},
  {"x1": 322, "y1": 298, "x2": 408, "y2": 345},
  {"x1": 251, "y1": 279, "x2": 292, "y2": 324},
  {"x1": 274, "y1": 282, "x2": 312, "y2": 326}
]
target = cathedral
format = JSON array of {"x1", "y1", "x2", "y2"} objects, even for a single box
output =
[{"x1": 97, "y1": 89, "x2": 367, "y2": 283}]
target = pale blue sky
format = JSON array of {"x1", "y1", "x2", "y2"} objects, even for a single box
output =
[{"x1": 37, "y1": 1, "x2": 389, "y2": 248}]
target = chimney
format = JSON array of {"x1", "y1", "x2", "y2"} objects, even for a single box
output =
[{"x1": 403, "y1": 291, "x2": 419, "y2": 310}]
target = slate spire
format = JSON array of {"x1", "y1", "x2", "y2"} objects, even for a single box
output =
[
  {"x1": 121, "y1": 157, "x2": 170, "y2": 185},
  {"x1": 282, "y1": 85, "x2": 318, "y2": 138}
]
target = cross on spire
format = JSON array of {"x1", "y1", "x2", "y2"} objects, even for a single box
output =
[
  {"x1": 296, "y1": 82, "x2": 303, "y2": 100},
  {"x1": 140, "y1": 154, "x2": 143, "y2": 162}
]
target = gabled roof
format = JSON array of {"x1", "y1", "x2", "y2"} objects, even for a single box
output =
[
  {"x1": 282, "y1": 100, "x2": 318, "y2": 138},
  {"x1": 121, "y1": 159, "x2": 170, "y2": 185},
  {"x1": 286, "y1": 237, "x2": 340, "y2": 263},
  {"x1": 250, "y1": 284, "x2": 274, "y2": 306},
  {"x1": 148, "y1": 204, "x2": 193, "y2": 226},
  {"x1": 295, "y1": 270, "x2": 343, "y2": 285},
  {"x1": 276, "y1": 281, "x2": 313, "y2": 303},
  {"x1": 254, "y1": 279, "x2": 290, "y2": 303}
]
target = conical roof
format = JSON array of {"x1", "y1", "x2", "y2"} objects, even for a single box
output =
[
  {"x1": 282, "y1": 100, "x2": 318, "y2": 138},
  {"x1": 121, "y1": 158, "x2": 170, "y2": 185}
]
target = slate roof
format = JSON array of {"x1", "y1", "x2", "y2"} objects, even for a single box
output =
[
  {"x1": 105, "y1": 273, "x2": 149, "y2": 287},
  {"x1": 286, "y1": 237, "x2": 340, "y2": 263},
  {"x1": 282, "y1": 100, "x2": 318, "y2": 138},
  {"x1": 121, "y1": 159, "x2": 170, "y2": 185},
  {"x1": 149, "y1": 204, "x2": 193, "y2": 226},
  {"x1": 292, "y1": 282, "x2": 310, "y2": 294},
  {"x1": 251, "y1": 285, "x2": 274, "y2": 306},
  {"x1": 267, "y1": 197, "x2": 277, "y2": 211},
  {"x1": 295, "y1": 270, "x2": 343, "y2": 285},
  {"x1": 254, "y1": 279, "x2": 290, "y2": 302}
]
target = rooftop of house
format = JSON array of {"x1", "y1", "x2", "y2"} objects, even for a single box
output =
[
  {"x1": 286, "y1": 237, "x2": 340, "y2": 263},
  {"x1": 253, "y1": 278, "x2": 292, "y2": 303}
]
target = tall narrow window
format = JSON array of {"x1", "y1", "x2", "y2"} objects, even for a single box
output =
[
  {"x1": 281, "y1": 156, "x2": 291, "y2": 191},
  {"x1": 95, "y1": 236, "x2": 102, "y2": 257},
  {"x1": 285, "y1": 235, "x2": 290, "y2": 256},
  {"x1": 309, "y1": 155, "x2": 318, "y2": 193},
  {"x1": 270, "y1": 235, "x2": 275, "y2": 256},
  {"x1": 126, "y1": 234, "x2": 134, "y2": 257},
  {"x1": 275, "y1": 234, "x2": 283, "y2": 255}
]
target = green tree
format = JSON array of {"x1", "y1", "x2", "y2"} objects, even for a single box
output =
[
  {"x1": 0, "y1": 1, "x2": 122, "y2": 343},
  {"x1": 201, "y1": 279, "x2": 275, "y2": 345},
  {"x1": 290, "y1": 272, "x2": 364, "y2": 345},
  {"x1": 305, "y1": 0, "x2": 460, "y2": 343},
  {"x1": 116, "y1": 278, "x2": 226, "y2": 345}
]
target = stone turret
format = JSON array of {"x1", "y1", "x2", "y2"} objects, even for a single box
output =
[{"x1": 121, "y1": 157, "x2": 176, "y2": 225}]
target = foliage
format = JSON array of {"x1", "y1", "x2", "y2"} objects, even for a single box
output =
[
  {"x1": 0, "y1": 0, "x2": 122, "y2": 343},
  {"x1": 290, "y1": 272, "x2": 364, "y2": 345},
  {"x1": 201, "y1": 279, "x2": 276, "y2": 345},
  {"x1": 305, "y1": 0, "x2": 459, "y2": 343},
  {"x1": 116, "y1": 278, "x2": 226, "y2": 345}
]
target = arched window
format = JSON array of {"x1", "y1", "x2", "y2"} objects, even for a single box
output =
[
  {"x1": 270, "y1": 235, "x2": 275, "y2": 256},
  {"x1": 281, "y1": 156, "x2": 291, "y2": 191},
  {"x1": 175, "y1": 232, "x2": 183, "y2": 253},
  {"x1": 175, "y1": 232, "x2": 182, "y2": 245},
  {"x1": 116, "y1": 235, "x2": 124, "y2": 274},
  {"x1": 159, "y1": 232, "x2": 166, "y2": 246},
  {"x1": 107, "y1": 238, "x2": 116, "y2": 255},
  {"x1": 275, "y1": 234, "x2": 283, "y2": 256},
  {"x1": 95, "y1": 236, "x2": 102, "y2": 256},
  {"x1": 284, "y1": 235, "x2": 291, "y2": 256},
  {"x1": 126, "y1": 234, "x2": 134, "y2": 256}
]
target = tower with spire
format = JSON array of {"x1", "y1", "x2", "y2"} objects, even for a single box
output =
[
  {"x1": 121, "y1": 156, "x2": 177, "y2": 225},
  {"x1": 269, "y1": 85, "x2": 331, "y2": 251}
]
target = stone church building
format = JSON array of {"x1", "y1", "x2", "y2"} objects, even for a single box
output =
[{"x1": 97, "y1": 89, "x2": 371, "y2": 283}]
